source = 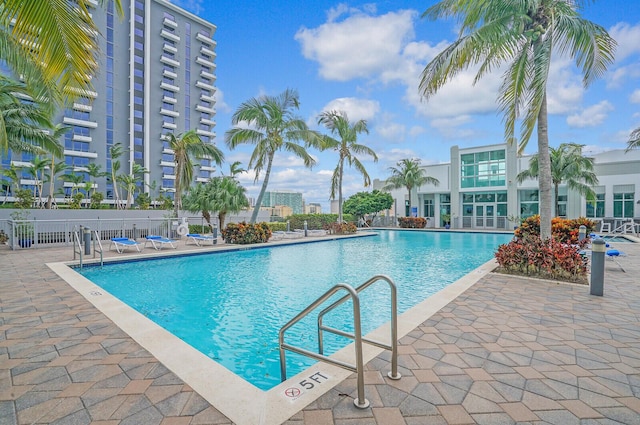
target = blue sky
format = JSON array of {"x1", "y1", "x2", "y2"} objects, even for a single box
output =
[{"x1": 171, "y1": 0, "x2": 640, "y2": 212}]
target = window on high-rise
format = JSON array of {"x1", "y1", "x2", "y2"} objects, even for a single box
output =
[{"x1": 461, "y1": 149, "x2": 506, "y2": 188}]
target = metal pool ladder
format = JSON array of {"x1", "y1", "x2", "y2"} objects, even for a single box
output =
[
  {"x1": 278, "y1": 274, "x2": 401, "y2": 408},
  {"x1": 73, "y1": 229, "x2": 104, "y2": 269}
]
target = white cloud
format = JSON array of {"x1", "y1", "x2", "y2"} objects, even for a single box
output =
[
  {"x1": 375, "y1": 122, "x2": 406, "y2": 141},
  {"x1": 610, "y1": 22, "x2": 640, "y2": 63},
  {"x1": 566, "y1": 101, "x2": 614, "y2": 128},
  {"x1": 630, "y1": 89, "x2": 640, "y2": 103},
  {"x1": 213, "y1": 88, "x2": 231, "y2": 114},
  {"x1": 295, "y1": 9, "x2": 417, "y2": 81},
  {"x1": 320, "y1": 97, "x2": 380, "y2": 122},
  {"x1": 408, "y1": 126, "x2": 426, "y2": 138},
  {"x1": 168, "y1": 0, "x2": 203, "y2": 15}
]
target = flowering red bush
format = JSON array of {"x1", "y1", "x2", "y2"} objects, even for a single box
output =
[
  {"x1": 324, "y1": 222, "x2": 357, "y2": 235},
  {"x1": 495, "y1": 234, "x2": 588, "y2": 282},
  {"x1": 397, "y1": 217, "x2": 427, "y2": 228},
  {"x1": 221, "y1": 222, "x2": 271, "y2": 244},
  {"x1": 515, "y1": 215, "x2": 596, "y2": 244}
]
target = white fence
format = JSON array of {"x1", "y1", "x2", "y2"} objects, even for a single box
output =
[{"x1": 1, "y1": 216, "x2": 212, "y2": 250}]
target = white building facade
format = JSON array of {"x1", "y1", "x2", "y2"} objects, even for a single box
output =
[{"x1": 374, "y1": 144, "x2": 640, "y2": 230}]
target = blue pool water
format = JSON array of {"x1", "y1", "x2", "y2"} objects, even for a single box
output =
[{"x1": 79, "y1": 230, "x2": 512, "y2": 390}]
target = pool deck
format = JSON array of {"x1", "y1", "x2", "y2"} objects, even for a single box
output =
[{"x1": 1, "y1": 235, "x2": 639, "y2": 424}]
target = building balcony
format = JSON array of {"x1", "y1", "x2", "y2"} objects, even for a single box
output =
[
  {"x1": 160, "y1": 29, "x2": 180, "y2": 42},
  {"x1": 160, "y1": 82, "x2": 180, "y2": 92},
  {"x1": 196, "y1": 32, "x2": 214, "y2": 45},
  {"x1": 200, "y1": 165, "x2": 216, "y2": 172},
  {"x1": 63, "y1": 149, "x2": 98, "y2": 159},
  {"x1": 162, "y1": 147, "x2": 175, "y2": 154},
  {"x1": 162, "y1": 174, "x2": 176, "y2": 180},
  {"x1": 196, "y1": 80, "x2": 215, "y2": 91},
  {"x1": 200, "y1": 70, "x2": 216, "y2": 81},
  {"x1": 196, "y1": 129, "x2": 216, "y2": 138},
  {"x1": 160, "y1": 108, "x2": 179, "y2": 117},
  {"x1": 200, "y1": 117, "x2": 216, "y2": 126},
  {"x1": 66, "y1": 87, "x2": 98, "y2": 98},
  {"x1": 196, "y1": 56, "x2": 215, "y2": 68},
  {"x1": 162, "y1": 122, "x2": 177, "y2": 130},
  {"x1": 163, "y1": 17, "x2": 178, "y2": 28},
  {"x1": 200, "y1": 93, "x2": 216, "y2": 103},
  {"x1": 200, "y1": 46, "x2": 216, "y2": 57},
  {"x1": 160, "y1": 55, "x2": 180, "y2": 67},
  {"x1": 195, "y1": 104, "x2": 215, "y2": 114},
  {"x1": 72, "y1": 103, "x2": 92, "y2": 112},
  {"x1": 162, "y1": 95, "x2": 177, "y2": 104},
  {"x1": 160, "y1": 160, "x2": 175, "y2": 167},
  {"x1": 195, "y1": 177, "x2": 209, "y2": 183},
  {"x1": 163, "y1": 43, "x2": 178, "y2": 53},
  {"x1": 63, "y1": 117, "x2": 98, "y2": 128},
  {"x1": 72, "y1": 134, "x2": 92, "y2": 142},
  {"x1": 163, "y1": 69, "x2": 178, "y2": 79}
]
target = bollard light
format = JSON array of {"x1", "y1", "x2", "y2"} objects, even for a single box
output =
[
  {"x1": 590, "y1": 239, "x2": 605, "y2": 296},
  {"x1": 579, "y1": 225, "x2": 586, "y2": 241}
]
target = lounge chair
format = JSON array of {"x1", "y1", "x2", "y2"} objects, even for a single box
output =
[
  {"x1": 145, "y1": 235, "x2": 177, "y2": 250},
  {"x1": 186, "y1": 233, "x2": 217, "y2": 246},
  {"x1": 109, "y1": 237, "x2": 144, "y2": 253}
]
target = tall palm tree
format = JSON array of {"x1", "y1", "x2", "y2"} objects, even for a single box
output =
[
  {"x1": 166, "y1": 130, "x2": 224, "y2": 216},
  {"x1": 0, "y1": 0, "x2": 123, "y2": 105},
  {"x1": 228, "y1": 161, "x2": 246, "y2": 178},
  {"x1": 108, "y1": 143, "x2": 125, "y2": 209},
  {"x1": 86, "y1": 163, "x2": 106, "y2": 197},
  {"x1": 419, "y1": 0, "x2": 615, "y2": 239},
  {"x1": 45, "y1": 160, "x2": 69, "y2": 209},
  {"x1": 626, "y1": 127, "x2": 640, "y2": 152},
  {"x1": 317, "y1": 110, "x2": 377, "y2": 223},
  {"x1": 26, "y1": 156, "x2": 49, "y2": 207},
  {"x1": 1, "y1": 164, "x2": 21, "y2": 204},
  {"x1": 225, "y1": 88, "x2": 321, "y2": 223},
  {"x1": 517, "y1": 143, "x2": 598, "y2": 217},
  {"x1": 383, "y1": 159, "x2": 439, "y2": 216},
  {"x1": 118, "y1": 163, "x2": 148, "y2": 209},
  {"x1": 183, "y1": 176, "x2": 249, "y2": 232}
]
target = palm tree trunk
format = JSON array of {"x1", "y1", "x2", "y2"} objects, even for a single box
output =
[
  {"x1": 337, "y1": 159, "x2": 344, "y2": 222},
  {"x1": 250, "y1": 152, "x2": 274, "y2": 224},
  {"x1": 174, "y1": 166, "x2": 182, "y2": 218},
  {"x1": 554, "y1": 182, "x2": 559, "y2": 218},
  {"x1": 537, "y1": 93, "x2": 553, "y2": 239},
  {"x1": 47, "y1": 159, "x2": 54, "y2": 209},
  {"x1": 406, "y1": 186, "x2": 412, "y2": 217},
  {"x1": 111, "y1": 169, "x2": 121, "y2": 210},
  {"x1": 218, "y1": 211, "x2": 226, "y2": 230}
]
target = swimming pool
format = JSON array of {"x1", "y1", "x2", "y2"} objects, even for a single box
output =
[{"x1": 79, "y1": 230, "x2": 512, "y2": 390}]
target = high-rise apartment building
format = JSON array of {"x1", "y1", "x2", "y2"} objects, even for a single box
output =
[
  {"x1": 10, "y1": 0, "x2": 217, "y2": 203},
  {"x1": 262, "y1": 191, "x2": 304, "y2": 214}
]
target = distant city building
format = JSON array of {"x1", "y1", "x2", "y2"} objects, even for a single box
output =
[
  {"x1": 260, "y1": 205, "x2": 293, "y2": 219},
  {"x1": 2, "y1": 0, "x2": 218, "y2": 203},
  {"x1": 262, "y1": 191, "x2": 303, "y2": 214},
  {"x1": 304, "y1": 203, "x2": 322, "y2": 214}
]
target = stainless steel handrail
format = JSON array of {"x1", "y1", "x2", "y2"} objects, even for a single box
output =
[
  {"x1": 93, "y1": 230, "x2": 104, "y2": 267},
  {"x1": 317, "y1": 274, "x2": 401, "y2": 381},
  {"x1": 72, "y1": 231, "x2": 83, "y2": 268},
  {"x1": 72, "y1": 229, "x2": 104, "y2": 268},
  {"x1": 279, "y1": 283, "x2": 370, "y2": 408}
]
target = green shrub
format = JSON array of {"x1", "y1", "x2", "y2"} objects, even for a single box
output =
[
  {"x1": 222, "y1": 222, "x2": 272, "y2": 244},
  {"x1": 90, "y1": 192, "x2": 104, "y2": 209},
  {"x1": 188, "y1": 224, "x2": 210, "y2": 234},
  {"x1": 287, "y1": 214, "x2": 354, "y2": 230},
  {"x1": 397, "y1": 217, "x2": 427, "y2": 228},
  {"x1": 267, "y1": 222, "x2": 287, "y2": 232}
]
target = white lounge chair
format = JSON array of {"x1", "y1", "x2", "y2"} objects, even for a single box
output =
[
  {"x1": 186, "y1": 233, "x2": 216, "y2": 246},
  {"x1": 145, "y1": 235, "x2": 177, "y2": 250},
  {"x1": 109, "y1": 237, "x2": 144, "y2": 253}
]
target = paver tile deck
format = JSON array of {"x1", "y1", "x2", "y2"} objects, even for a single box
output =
[{"x1": 1, "y1": 235, "x2": 639, "y2": 424}]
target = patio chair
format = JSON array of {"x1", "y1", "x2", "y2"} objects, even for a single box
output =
[
  {"x1": 186, "y1": 233, "x2": 217, "y2": 246},
  {"x1": 109, "y1": 237, "x2": 144, "y2": 253},
  {"x1": 145, "y1": 235, "x2": 177, "y2": 250}
]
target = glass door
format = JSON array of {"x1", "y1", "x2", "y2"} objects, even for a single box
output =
[
  {"x1": 486, "y1": 205, "x2": 495, "y2": 228},
  {"x1": 475, "y1": 205, "x2": 484, "y2": 227}
]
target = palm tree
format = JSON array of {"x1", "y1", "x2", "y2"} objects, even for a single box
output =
[
  {"x1": 383, "y1": 159, "x2": 439, "y2": 216},
  {"x1": 166, "y1": 130, "x2": 224, "y2": 217},
  {"x1": 228, "y1": 161, "x2": 246, "y2": 178},
  {"x1": 183, "y1": 176, "x2": 249, "y2": 232},
  {"x1": 225, "y1": 89, "x2": 322, "y2": 223},
  {"x1": 626, "y1": 127, "x2": 640, "y2": 152},
  {"x1": 26, "y1": 156, "x2": 49, "y2": 207},
  {"x1": 1, "y1": 164, "x2": 21, "y2": 204},
  {"x1": 45, "y1": 160, "x2": 69, "y2": 209},
  {"x1": 419, "y1": 0, "x2": 615, "y2": 239},
  {"x1": 0, "y1": 0, "x2": 123, "y2": 105},
  {"x1": 317, "y1": 110, "x2": 377, "y2": 223},
  {"x1": 108, "y1": 143, "x2": 124, "y2": 209},
  {"x1": 0, "y1": 77, "x2": 64, "y2": 157},
  {"x1": 118, "y1": 163, "x2": 148, "y2": 209},
  {"x1": 517, "y1": 143, "x2": 598, "y2": 217},
  {"x1": 86, "y1": 163, "x2": 106, "y2": 197}
]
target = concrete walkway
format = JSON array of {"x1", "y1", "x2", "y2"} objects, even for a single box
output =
[{"x1": 1, "y1": 239, "x2": 639, "y2": 424}]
